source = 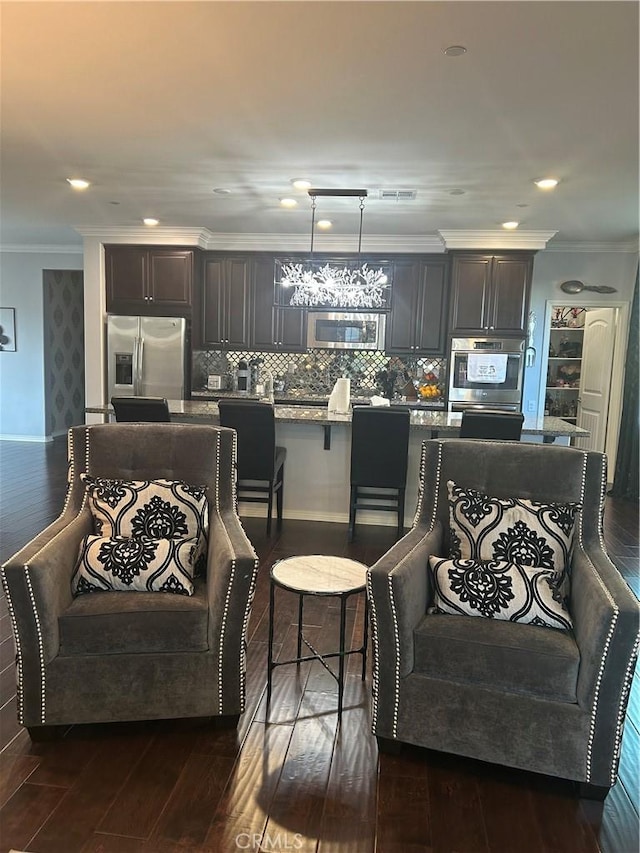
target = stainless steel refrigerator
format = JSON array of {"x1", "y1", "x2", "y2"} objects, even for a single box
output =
[{"x1": 107, "y1": 315, "x2": 187, "y2": 401}]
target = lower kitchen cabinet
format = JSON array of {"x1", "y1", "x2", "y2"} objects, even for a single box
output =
[
  {"x1": 385, "y1": 257, "x2": 448, "y2": 354},
  {"x1": 252, "y1": 256, "x2": 306, "y2": 351}
]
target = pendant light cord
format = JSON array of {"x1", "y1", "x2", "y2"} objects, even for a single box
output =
[
  {"x1": 310, "y1": 197, "x2": 317, "y2": 256},
  {"x1": 357, "y1": 196, "x2": 365, "y2": 257}
]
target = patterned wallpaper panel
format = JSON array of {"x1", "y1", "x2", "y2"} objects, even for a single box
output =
[
  {"x1": 43, "y1": 270, "x2": 85, "y2": 437},
  {"x1": 193, "y1": 348, "x2": 446, "y2": 399}
]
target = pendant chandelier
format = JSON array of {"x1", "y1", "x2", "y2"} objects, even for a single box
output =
[{"x1": 279, "y1": 188, "x2": 390, "y2": 310}]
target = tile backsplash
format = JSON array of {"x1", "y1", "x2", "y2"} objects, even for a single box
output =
[{"x1": 193, "y1": 349, "x2": 446, "y2": 399}]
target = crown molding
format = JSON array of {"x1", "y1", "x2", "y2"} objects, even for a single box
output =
[
  {"x1": 544, "y1": 239, "x2": 639, "y2": 253},
  {"x1": 202, "y1": 232, "x2": 446, "y2": 253},
  {"x1": 438, "y1": 230, "x2": 558, "y2": 251},
  {"x1": 0, "y1": 243, "x2": 83, "y2": 254},
  {"x1": 3, "y1": 229, "x2": 635, "y2": 255},
  {"x1": 75, "y1": 226, "x2": 210, "y2": 247},
  {"x1": 73, "y1": 226, "x2": 446, "y2": 253}
]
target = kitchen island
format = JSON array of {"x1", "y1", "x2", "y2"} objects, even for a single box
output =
[{"x1": 85, "y1": 401, "x2": 589, "y2": 528}]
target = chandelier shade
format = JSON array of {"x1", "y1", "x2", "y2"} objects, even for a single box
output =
[{"x1": 275, "y1": 188, "x2": 391, "y2": 310}]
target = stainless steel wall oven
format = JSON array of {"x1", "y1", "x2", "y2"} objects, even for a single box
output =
[{"x1": 448, "y1": 337, "x2": 525, "y2": 411}]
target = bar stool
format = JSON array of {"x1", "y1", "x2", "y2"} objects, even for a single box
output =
[
  {"x1": 111, "y1": 396, "x2": 171, "y2": 422},
  {"x1": 218, "y1": 399, "x2": 285, "y2": 535},
  {"x1": 348, "y1": 406, "x2": 410, "y2": 542},
  {"x1": 459, "y1": 409, "x2": 524, "y2": 440}
]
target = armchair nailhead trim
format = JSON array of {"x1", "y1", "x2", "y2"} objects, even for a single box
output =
[
  {"x1": 585, "y1": 603, "x2": 619, "y2": 783},
  {"x1": 85, "y1": 427, "x2": 91, "y2": 482},
  {"x1": 24, "y1": 567, "x2": 46, "y2": 723},
  {"x1": 1, "y1": 428, "x2": 87, "y2": 726},
  {"x1": 429, "y1": 442, "x2": 444, "y2": 533},
  {"x1": 387, "y1": 573, "x2": 401, "y2": 739},
  {"x1": 0, "y1": 568, "x2": 24, "y2": 724},
  {"x1": 218, "y1": 563, "x2": 236, "y2": 714},
  {"x1": 214, "y1": 430, "x2": 260, "y2": 714},
  {"x1": 592, "y1": 454, "x2": 640, "y2": 786},
  {"x1": 412, "y1": 443, "x2": 427, "y2": 527},
  {"x1": 60, "y1": 428, "x2": 74, "y2": 515},
  {"x1": 381, "y1": 442, "x2": 443, "y2": 739},
  {"x1": 366, "y1": 571, "x2": 380, "y2": 732},
  {"x1": 578, "y1": 451, "x2": 622, "y2": 784},
  {"x1": 239, "y1": 558, "x2": 260, "y2": 711}
]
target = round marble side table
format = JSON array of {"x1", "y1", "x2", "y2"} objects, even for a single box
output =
[{"x1": 266, "y1": 555, "x2": 369, "y2": 721}]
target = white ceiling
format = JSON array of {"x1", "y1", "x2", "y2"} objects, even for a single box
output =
[{"x1": 1, "y1": 1, "x2": 638, "y2": 250}]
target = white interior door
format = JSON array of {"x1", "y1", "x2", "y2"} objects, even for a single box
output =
[{"x1": 575, "y1": 308, "x2": 616, "y2": 452}]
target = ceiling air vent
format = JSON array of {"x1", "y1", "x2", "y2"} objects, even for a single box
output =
[{"x1": 379, "y1": 189, "x2": 417, "y2": 201}]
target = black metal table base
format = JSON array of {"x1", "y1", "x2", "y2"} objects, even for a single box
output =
[{"x1": 267, "y1": 583, "x2": 368, "y2": 722}]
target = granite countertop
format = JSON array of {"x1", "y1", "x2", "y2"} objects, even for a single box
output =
[
  {"x1": 86, "y1": 400, "x2": 589, "y2": 438},
  {"x1": 190, "y1": 388, "x2": 446, "y2": 409}
]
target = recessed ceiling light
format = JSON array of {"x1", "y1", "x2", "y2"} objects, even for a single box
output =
[
  {"x1": 449, "y1": 188, "x2": 466, "y2": 196},
  {"x1": 517, "y1": 203, "x2": 529, "y2": 208},
  {"x1": 317, "y1": 220, "x2": 333, "y2": 230},
  {"x1": 67, "y1": 178, "x2": 90, "y2": 190},
  {"x1": 143, "y1": 218, "x2": 159, "y2": 226},
  {"x1": 444, "y1": 45, "x2": 467, "y2": 57},
  {"x1": 534, "y1": 178, "x2": 559, "y2": 189},
  {"x1": 279, "y1": 198, "x2": 298, "y2": 208},
  {"x1": 502, "y1": 221, "x2": 519, "y2": 230},
  {"x1": 291, "y1": 179, "x2": 312, "y2": 190},
  {"x1": 212, "y1": 187, "x2": 231, "y2": 195}
]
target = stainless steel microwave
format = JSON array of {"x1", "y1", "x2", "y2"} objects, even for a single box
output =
[{"x1": 307, "y1": 312, "x2": 386, "y2": 350}]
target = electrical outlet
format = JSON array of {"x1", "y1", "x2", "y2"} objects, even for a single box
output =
[{"x1": 527, "y1": 400, "x2": 536, "y2": 413}]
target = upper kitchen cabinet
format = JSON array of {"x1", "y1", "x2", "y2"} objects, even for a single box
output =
[
  {"x1": 105, "y1": 246, "x2": 195, "y2": 316},
  {"x1": 449, "y1": 252, "x2": 533, "y2": 336},
  {"x1": 386, "y1": 257, "x2": 449, "y2": 354},
  {"x1": 200, "y1": 254, "x2": 251, "y2": 349},
  {"x1": 252, "y1": 257, "x2": 306, "y2": 351}
]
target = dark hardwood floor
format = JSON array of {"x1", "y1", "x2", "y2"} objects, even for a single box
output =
[{"x1": 0, "y1": 436, "x2": 638, "y2": 853}]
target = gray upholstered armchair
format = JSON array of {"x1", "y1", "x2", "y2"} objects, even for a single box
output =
[
  {"x1": 1, "y1": 423, "x2": 259, "y2": 737},
  {"x1": 367, "y1": 438, "x2": 639, "y2": 797}
]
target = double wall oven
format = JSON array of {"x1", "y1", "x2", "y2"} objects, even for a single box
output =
[{"x1": 448, "y1": 337, "x2": 525, "y2": 412}]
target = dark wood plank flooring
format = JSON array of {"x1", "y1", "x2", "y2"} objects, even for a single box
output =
[{"x1": 0, "y1": 436, "x2": 638, "y2": 853}]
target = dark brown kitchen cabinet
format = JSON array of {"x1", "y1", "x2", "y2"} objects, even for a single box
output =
[
  {"x1": 449, "y1": 252, "x2": 533, "y2": 336},
  {"x1": 201, "y1": 255, "x2": 251, "y2": 349},
  {"x1": 251, "y1": 257, "x2": 306, "y2": 351},
  {"x1": 385, "y1": 257, "x2": 448, "y2": 354},
  {"x1": 105, "y1": 246, "x2": 194, "y2": 315}
]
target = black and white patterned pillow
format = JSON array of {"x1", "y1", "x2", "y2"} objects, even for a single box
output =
[
  {"x1": 447, "y1": 480, "x2": 579, "y2": 575},
  {"x1": 72, "y1": 535, "x2": 198, "y2": 596},
  {"x1": 428, "y1": 556, "x2": 573, "y2": 631},
  {"x1": 82, "y1": 475, "x2": 207, "y2": 540}
]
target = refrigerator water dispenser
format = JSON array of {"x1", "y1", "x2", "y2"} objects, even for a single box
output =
[{"x1": 115, "y1": 353, "x2": 133, "y2": 387}]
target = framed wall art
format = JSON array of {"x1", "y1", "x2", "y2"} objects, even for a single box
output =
[{"x1": 0, "y1": 307, "x2": 16, "y2": 351}]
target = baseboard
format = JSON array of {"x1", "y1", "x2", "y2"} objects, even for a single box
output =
[
  {"x1": 0, "y1": 434, "x2": 52, "y2": 443},
  {"x1": 238, "y1": 505, "x2": 400, "y2": 527}
]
